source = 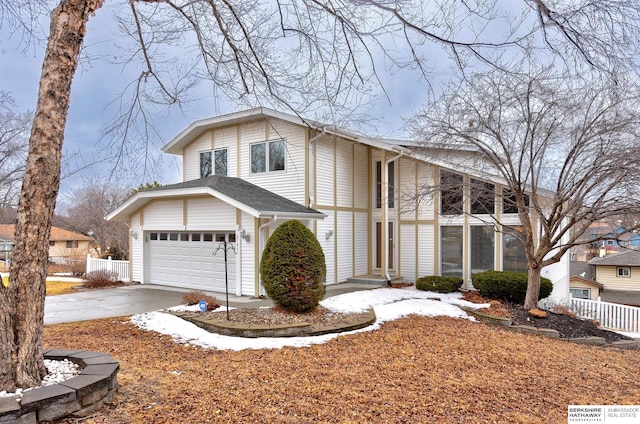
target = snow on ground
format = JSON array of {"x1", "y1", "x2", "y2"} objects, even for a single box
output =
[
  {"x1": 131, "y1": 287, "x2": 490, "y2": 351},
  {"x1": 0, "y1": 359, "x2": 80, "y2": 400}
]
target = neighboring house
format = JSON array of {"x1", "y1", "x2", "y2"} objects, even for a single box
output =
[
  {"x1": 569, "y1": 276, "x2": 603, "y2": 300},
  {"x1": 0, "y1": 224, "x2": 92, "y2": 264},
  {"x1": 107, "y1": 108, "x2": 569, "y2": 301},
  {"x1": 589, "y1": 250, "x2": 640, "y2": 293}
]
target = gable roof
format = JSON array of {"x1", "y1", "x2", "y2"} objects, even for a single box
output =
[
  {"x1": 107, "y1": 175, "x2": 325, "y2": 222},
  {"x1": 589, "y1": 250, "x2": 640, "y2": 267},
  {"x1": 0, "y1": 224, "x2": 91, "y2": 242},
  {"x1": 569, "y1": 275, "x2": 604, "y2": 289}
]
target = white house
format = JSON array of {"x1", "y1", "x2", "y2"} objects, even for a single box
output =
[{"x1": 107, "y1": 108, "x2": 569, "y2": 301}]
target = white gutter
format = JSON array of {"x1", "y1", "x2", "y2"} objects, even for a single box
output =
[{"x1": 383, "y1": 151, "x2": 405, "y2": 283}]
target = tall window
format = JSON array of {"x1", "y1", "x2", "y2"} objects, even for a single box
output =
[
  {"x1": 375, "y1": 161, "x2": 395, "y2": 208},
  {"x1": 471, "y1": 226, "x2": 494, "y2": 273},
  {"x1": 502, "y1": 189, "x2": 529, "y2": 214},
  {"x1": 441, "y1": 226, "x2": 463, "y2": 277},
  {"x1": 502, "y1": 227, "x2": 528, "y2": 272},
  {"x1": 470, "y1": 179, "x2": 495, "y2": 214},
  {"x1": 251, "y1": 139, "x2": 285, "y2": 173},
  {"x1": 200, "y1": 151, "x2": 212, "y2": 178},
  {"x1": 440, "y1": 171, "x2": 464, "y2": 215},
  {"x1": 215, "y1": 149, "x2": 228, "y2": 176}
]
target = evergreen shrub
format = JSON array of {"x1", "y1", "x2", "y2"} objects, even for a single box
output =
[
  {"x1": 260, "y1": 220, "x2": 326, "y2": 312},
  {"x1": 416, "y1": 276, "x2": 463, "y2": 293},
  {"x1": 471, "y1": 270, "x2": 552, "y2": 303}
]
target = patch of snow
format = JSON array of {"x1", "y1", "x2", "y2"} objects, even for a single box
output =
[
  {"x1": 0, "y1": 359, "x2": 80, "y2": 400},
  {"x1": 165, "y1": 304, "x2": 235, "y2": 312},
  {"x1": 131, "y1": 288, "x2": 484, "y2": 351}
]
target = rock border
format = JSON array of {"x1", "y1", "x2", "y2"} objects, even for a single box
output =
[
  {"x1": 464, "y1": 308, "x2": 640, "y2": 350},
  {"x1": 0, "y1": 349, "x2": 119, "y2": 423},
  {"x1": 171, "y1": 308, "x2": 377, "y2": 338}
]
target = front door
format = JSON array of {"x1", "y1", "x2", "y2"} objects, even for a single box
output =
[{"x1": 375, "y1": 221, "x2": 394, "y2": 271}]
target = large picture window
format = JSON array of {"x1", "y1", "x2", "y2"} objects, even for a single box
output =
[
  {"x1": 441, "y1": 226, "x2": 463, "y2": 277},
  {"x1": 471, "y1": 226, "x2": 494, "y2": 273},
  {"x1": 502, "y1": 227, "x2": 528, "y2": 272},
  {"x1": 375, "y1": 161, "x2": 395, "y2": 209},
  {"x1": 440, "y1": 171, "x2": 464, "y2": 215},
  {"x1": 251, "y1": 139, "x2": 285, "y2": 173}
]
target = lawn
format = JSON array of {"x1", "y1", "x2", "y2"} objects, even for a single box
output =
[
  {"x1": 44, "y1": 314, "x2": 640, "y2": 424},
  {"x1": 1, "y1": 275, "x2": 79, "y2": 295}
]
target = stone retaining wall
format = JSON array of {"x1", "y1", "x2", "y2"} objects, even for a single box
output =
[{"x1": 0, "y1": 349, "x2": 119, "y2": 423}]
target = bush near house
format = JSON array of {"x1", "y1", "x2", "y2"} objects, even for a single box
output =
[
  {"x1": 471, "y1": 270, "x2": 552, "y2": 304},
  {"x1": 416, "y1": 276, "x2": 463, "y2": 293},
  {"x1": 260, "y1": 220, "x2": 326, "y2": 313},
  {"x1": 82, "y1": 270, "x2": 123, "y2": 289}
]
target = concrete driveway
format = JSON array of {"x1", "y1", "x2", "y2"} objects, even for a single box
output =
[{"x1": 44, "y1": 283, "x2": 376, "y2": 325}]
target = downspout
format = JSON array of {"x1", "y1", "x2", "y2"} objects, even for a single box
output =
[
  {"x1": 257, "y1": 215, "x2": 277, "y2": 295},
  {"x1": 307, "y1": 128, "x2": 327, "y2": 208},
  {"x1": 383, "y1": 150, "x2": 404, "y2": 284}
]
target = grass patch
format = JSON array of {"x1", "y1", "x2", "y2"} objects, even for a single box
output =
[{"x1": 46, "y1": 280, "x2": 78, "y2": 296}]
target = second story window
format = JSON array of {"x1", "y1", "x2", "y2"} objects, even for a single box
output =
[
  {"x1": 502, "y1": 189, "x2": 529, "y2": 214},
  {"x1": 200, "y1": 148, "x2": 228, "y2": 178},
  {"x1": 375, "y1": 160, "x2": 395, "y2": 209},
  {"x1": 440, "y1": 170, "x2": 464, "y2": 215},
  {"x1": 251, "y1": 139, "x2": 285, "y2": 174},
  {"x1": 470, "y1": 179, "x2": 495, "y2": 214}
]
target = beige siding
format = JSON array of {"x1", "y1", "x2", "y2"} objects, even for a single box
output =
[
  {"x1": 185, "y1": 197, "x2": 236, "y2": 230},
  {"x1": 399, "y1": 159, "x2": 417, "y2": 220},
  {"x1": 317, "y1": 210, "x2": 336, "y2": 285},
  {"x1": 213, "y1": 126, "x2": 239, "y2": 177},
  {"x1": 417, "y1": 164, "x2": 435, "y2": 220},
  {"x1": 336, "y1": 142, "x2": 353, "y2": 208},
  {"x1": 143, "y1": 200, "x2": 184, "y2": 230},
  {"x1": 130, "y1": 213, "x2": 144, "y2": 282},
  {"x1": 354, "y1": 212, "x2": 368, "y2": 276},
  {"x1": 337, "y1": 211, "x2": 353, "y2": 282},
  {"x1": 183, "y1": 131, "x2": 212, "y2": 181},
  {"x1": 315, "y1": 140, "x2": 335, "y2": 206},
  {"x1": 417, "y1": 224, "x2": 435, "y2": 277},
  {"x1": 239, "y1": 212, "x2": 256, "y2": 296},
  {"x1": 353, "y1": 144, "x2": 369, "y2": 209},
  {"x1": 596, "y1": 266, "x2": 640, "y2": 292},
  {"x1": 400, "y1": 224, "x2": 417, "y2": 282}
]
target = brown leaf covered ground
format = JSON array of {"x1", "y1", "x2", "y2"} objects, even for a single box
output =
[{"x1": 44, "y1": 315, "x2": 640, "y2": 424}]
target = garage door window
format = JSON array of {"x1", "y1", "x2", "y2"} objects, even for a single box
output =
[
  {"x1": 203, "y1": 233, "x2": 214, "y2": 242},
  {"x1": 159, "y1": 233, "x2": 168, "y2": 240},
  {"x1": 180, "y1": 233, "x2": 189, "y2": 241}
]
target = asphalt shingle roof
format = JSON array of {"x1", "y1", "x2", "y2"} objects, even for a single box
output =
[
  {"x1": 589, "y1": 250, "x2": 640, "y2": 267},
  {"x1": 151, "y1": 175, "x2": 323, "y2": 216}
]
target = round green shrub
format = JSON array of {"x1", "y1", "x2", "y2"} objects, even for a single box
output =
[
  {"x1": 471, "y1": 270, "x2": 552, "y2": 304},
  {"x1": 260, "y1": 220, "x2": 327, "y2": 312},
  {"x1": 416, "y1": 276, "x2": 463, "y2": 293}
]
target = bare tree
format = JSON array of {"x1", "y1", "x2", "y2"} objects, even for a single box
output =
[
  {"x1": 0, "y1": 92, "x2": 30, "y2": 207},
  {"x1": 60, "y1": 178, "x2": 130, "y2": 260},
  {"x1": 1, "y1": 0, "x2": 640, "y2": 393},
  {"x1": 409, "y1": 67, "x2": 640, "y2": 310}
]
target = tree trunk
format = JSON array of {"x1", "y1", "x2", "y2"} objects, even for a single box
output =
[
  {"x1": 523, "y1": 263, "x2": 542, "y2": 310},
  {"x1": 0, "y1": 0, "x2": 103, "y2": 392}
]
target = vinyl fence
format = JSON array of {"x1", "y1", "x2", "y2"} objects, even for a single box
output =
[
  {"x1": 86, "y1": 254, "x2": 131, "y2": 282},
  {"x1": 569, "y1": 295, "x2": 640, "y2": 334}
]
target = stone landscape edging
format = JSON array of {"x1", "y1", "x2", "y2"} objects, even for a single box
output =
[
  {"x1": 463, "y1": 308, "x2": 640, "y2": 350},
  {"x1": 170, "y1": 308, "x2": 377, "y2": 338},
  {"x1": 0, "y1": 349, "x2": 119, "y2": 423}
]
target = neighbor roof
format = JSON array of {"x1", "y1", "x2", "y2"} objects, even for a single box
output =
[
  {"x1": 107, "y1": 175, "x2": 325, "y2": 222},
  {"x1": 589, "y1": 250, "x2": 640, "y2": 267},
  {"x1": 0, "y1": 224, "x2": 91, "y2": 242}
]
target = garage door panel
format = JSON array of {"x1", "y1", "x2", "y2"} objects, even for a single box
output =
[{"x1": 147, "y1": 232, "x2": 236, "y2": 292}]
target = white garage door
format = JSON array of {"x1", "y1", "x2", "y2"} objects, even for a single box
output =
[{"x1": 147, "y1": 232, "x2": 236, "y2": 292}]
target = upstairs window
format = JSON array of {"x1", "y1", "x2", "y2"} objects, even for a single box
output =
[
  {"x1": 251, "y1": 139, "x2": 285, "y2": 173},
  {"x1": 375, "y1": 160, "x2": 395, "y2": 209},
  {"x1": 200, "y1": 148, "x2": 228, "y2": 178},
  {"x1": 470, "y1": 179, "x2": 495, "y2": 214},
  {"x1": 502, "y1": 189, "x2": 529, "y2": 214},
  {"x1": 66, "y1": 240, "x2": 78, "y2": 248},
  {"x1": 617, "y1": 267, "x2": 630, "y2": 277},
  {"x1": 440, "y1": 170, "x2": 464, "y2": 215}
]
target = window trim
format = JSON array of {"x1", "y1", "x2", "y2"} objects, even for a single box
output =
[
  {"x1": 200, "y1": 148, "x2": 228, "y2": 178},
  {"x1": 617, "y1": 266, "x2": 631, "y2": 278},
  {"x1": 570, "y1": 288, "x2": 591, "y2": 299},
  {"x1": 250, "y1": 139, "x2": 286, "y2": 174}
]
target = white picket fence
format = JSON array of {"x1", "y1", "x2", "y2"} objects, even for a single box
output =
[
  {"x1": 569, "y1": 295, "x2": 640, "y2": 334},
  {"x1": 85, "y1": 254, "x2": 131, "y2": 282}
]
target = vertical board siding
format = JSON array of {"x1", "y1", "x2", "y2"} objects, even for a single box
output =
[
  {"x1": 353, "y1": 144, "x2": 369, "y2": 209},
  {"x1": 354, "y1": 212, "x2": 368, "y2": 276},
  {"x1": 315, "y1": 140, "x2": 335, "y2": 206},
  {"x1": 400, "y1": 224, "x2": 417, "y2": 282},
  {"x1": 399, "y1": 159, "x2": 417, "y2": 220},
  {"x1": 336, "y1": 142, "x2": 353, "y2": 208},
  {"x1": 240, "y1": 212, "x2": 256, "y2": 296},
  {"x1": 317, "y1": 210, "x2": 336, "y2": 285},
  {"x1": 417, "y1": 224, "x2": 435, "y2": 277},
  {"x1": 143, "y1": 200, "x2": 184, "y2": 229},
  {"x1": 186, "y1": 197, "x2": 236, "y2": 229},
  {"x1": 131, "y1": 213, "x2": 144, "y2": 282},
  {"x1": 337, "y1": 211, "x2": 354, "y2": 282},
  {"x1": 417, "y1": 164, "x2": 435, "y2": 220},
  {"x1": 183, "y1": 131, "x2": 212, "y2": 181}
]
